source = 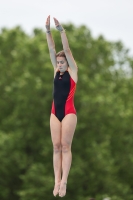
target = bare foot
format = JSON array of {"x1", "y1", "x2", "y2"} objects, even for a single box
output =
[
  {"x1": 59, "y1": 182, "x2": 67, "y2": 197},
  {"x1": 53, "y1": 183, "x2": 60, "y2": 196}
]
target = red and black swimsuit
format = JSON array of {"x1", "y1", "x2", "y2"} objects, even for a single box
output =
[{"x1": 51, "y1": 70, "x2": 76, "y2": 122}]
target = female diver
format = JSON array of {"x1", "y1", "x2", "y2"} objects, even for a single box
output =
[{"x1": 45, "y1": 15, "x2": 78, "y2": 197}]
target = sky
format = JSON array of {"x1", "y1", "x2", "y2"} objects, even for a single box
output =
[{"x1": 0, "y1": 0, "x2": 133, "y2": 55}]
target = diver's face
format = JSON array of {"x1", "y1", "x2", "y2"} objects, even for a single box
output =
[{"x1": 57, "y1": 57, "x2": 68, "y2": 73}]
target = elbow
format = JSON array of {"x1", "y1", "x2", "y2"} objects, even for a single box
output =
[
  {"x1": 49, "y1": 47, "x2": 56, "y2": 53},
  {"x1": 63, "y1": 48, "x2": 71, "y2": 54}
]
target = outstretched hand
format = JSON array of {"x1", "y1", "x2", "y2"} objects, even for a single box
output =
[
  {"x1": 45, "y1": 15, "x2": 50, "y2": 32},
  {"x1": 53, "y1": 17, "x2": 64, "y2": 32}
]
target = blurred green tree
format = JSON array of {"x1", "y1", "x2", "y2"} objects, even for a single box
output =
[{"x1": 0, "y1": 24, "x2": 133, "y2": 200}]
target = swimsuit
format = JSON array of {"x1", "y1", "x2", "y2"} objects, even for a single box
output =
[{"x1": 51, "y1": 71, "x2": 76, "y2": 122}]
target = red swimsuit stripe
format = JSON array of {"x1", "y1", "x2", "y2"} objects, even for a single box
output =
[
  {"x1": 67, "y1": 85, "x2": 76, "y2": 101},
  {"x1": 51, "y1": 101, "x2": 55, "y2": 114},
  {"x1": 65, "y1": 77, "x2": 76, "y2": 115}
]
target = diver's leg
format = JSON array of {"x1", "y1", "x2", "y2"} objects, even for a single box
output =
[
  {"x1": 50, "y1": 114, "x2": 62, "y2": 196},
  {"x1": 59, "y1": 114, "x2": 77, "y2": 197}
]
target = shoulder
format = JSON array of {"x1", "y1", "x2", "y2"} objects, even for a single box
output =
[
  {"x1": 68, "y1": 67, "x2": 78, "y2": 83},
  {"x1": 54, "y1": 68, "x2": 59, "y2": 77}
]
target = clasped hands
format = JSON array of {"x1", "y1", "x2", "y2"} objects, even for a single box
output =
[{"x1": 45, "y1": 15, "x2": 64, "y2": 33}]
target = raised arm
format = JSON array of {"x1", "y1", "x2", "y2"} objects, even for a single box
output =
[
  {"x1": 45, "y1": 15, "x2": 57, "y2": 69},
  {"x1": 53, "y1": 17, "x2": 78, "y2": 72}
]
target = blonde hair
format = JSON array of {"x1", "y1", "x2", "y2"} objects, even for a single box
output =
[{"x1": 56, "y1": 50, "x2": 66, "y2": 58}]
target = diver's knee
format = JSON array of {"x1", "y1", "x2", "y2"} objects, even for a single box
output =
[
  {"x1": 53, "y1": 144, "x2": 61, "y2": 153},
  {"x1": 61, "y1": 143, "x2": 71, "y2": 153}
]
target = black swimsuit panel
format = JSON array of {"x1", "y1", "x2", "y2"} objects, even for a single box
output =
[{"x1": 53, "y1": 71, "x2": 70, "y2": 121}]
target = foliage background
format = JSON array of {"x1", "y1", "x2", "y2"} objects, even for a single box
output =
[{"x1": 0, "y1": 24, "x2": 133, "y2": 200}]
